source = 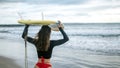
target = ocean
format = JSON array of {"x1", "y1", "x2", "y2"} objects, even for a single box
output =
[{"x1": 0, "y1": 23, "x2": 120, "y2": 68}]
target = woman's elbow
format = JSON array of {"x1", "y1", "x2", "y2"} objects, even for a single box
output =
[
  {"x1": 22, "y1": 34, "x2": 25, "y2": 39},
  {"x1": 65, "y1": 37, "x2": 69, "y2": 42},
  {"x1": 67, "y1": 38, "x2": 69, "y2": 41}
]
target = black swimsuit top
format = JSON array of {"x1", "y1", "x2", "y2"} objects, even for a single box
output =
[{"x1": 22, "y1": 26, "x2": 69, "y2": 59}]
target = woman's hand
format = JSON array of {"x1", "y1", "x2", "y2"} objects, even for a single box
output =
[
  {"x1": 25, "y1": 24, "x2": 30, "y2": 28},
  {"x1": 49, "y1": 20, "x2": 64, "y2": 31},
  {"x1": 57, "y1": 20, "x2": 63, "y2": 28}
]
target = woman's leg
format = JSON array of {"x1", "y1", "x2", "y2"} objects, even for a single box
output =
[
  {"x1": 34, "y1": 65, "x2": 39, "y2": 68},
  {"x1": 47, "y1": 64, "x2": 52, "y2": 68}
]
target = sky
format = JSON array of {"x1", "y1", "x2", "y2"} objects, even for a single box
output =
[{"x1": 0, "y1": 0, "x2": 120, "y2": 24}]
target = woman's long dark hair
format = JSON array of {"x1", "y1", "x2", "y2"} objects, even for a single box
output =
[{"x1": 35, "y1": 25, "x2": 51, "y2": 51}]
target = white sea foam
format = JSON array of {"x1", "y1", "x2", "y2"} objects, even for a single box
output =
[{"x1": 0, "y1": 23, "x2": 120, "y2": 54}]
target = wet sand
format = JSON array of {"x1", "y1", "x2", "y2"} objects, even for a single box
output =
[
  {"x1": 0, "y1": 38, "x2": 37, "y2": 68},
  {"x1": 0, "y1": 56, "x2": 21, "y2": 68}
]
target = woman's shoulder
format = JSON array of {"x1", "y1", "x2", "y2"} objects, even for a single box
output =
[{"x1": 50, "y1": 40, "x2": 57, "y2": 47}]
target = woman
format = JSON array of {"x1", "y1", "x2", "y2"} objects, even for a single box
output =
[{"x1": 22, "y1": 21, "x2": 69, "y2": 68}]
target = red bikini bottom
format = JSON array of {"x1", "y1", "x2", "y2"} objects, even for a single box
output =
[{"x1": 36, "y1": 57, "x2": 52, "y2": 68}]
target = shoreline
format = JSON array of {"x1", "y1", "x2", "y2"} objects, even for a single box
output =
[{"x1": 0, "y1": 38, "x2": 120, "y2": 68}]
